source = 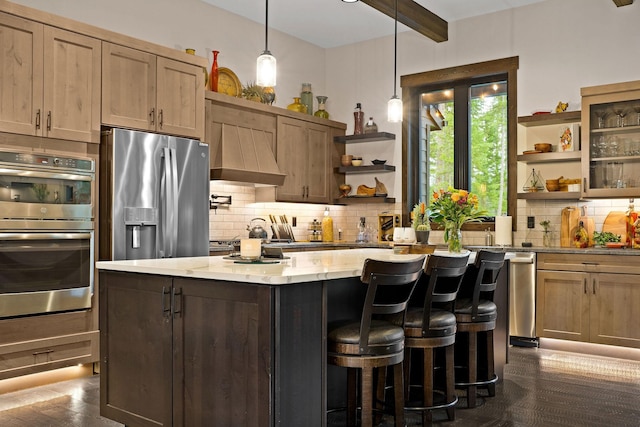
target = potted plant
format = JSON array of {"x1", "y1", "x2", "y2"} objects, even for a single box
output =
[
  {"x1": 429, "y1": 187, "x2": 487, "y2": 252},
  {"x1": 540, "y1": 219, "x2": 552, "y2": 247},
  {"x1": 411, "y1": 202, "x2": 431, "y2": 243}
]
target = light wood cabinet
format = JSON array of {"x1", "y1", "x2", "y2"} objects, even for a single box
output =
[
  {"x1": 0, "y1": 310, "x2": 98, "y2": 380},
  {"x1": 276, "y1": 116, "x2": 332, "y2": 203},
  {"x1": 102, "y1": 43, "x2": 204, "y2": 140},
  {"x1": 580, "y1": 80, "x2": 640, "y2": 198},
  {"x1": 536, "y1": 253, "x2": 640, "y2": 348},
  {"x1": 0, "y1": 12, "x2": 101, "y2": 143}
]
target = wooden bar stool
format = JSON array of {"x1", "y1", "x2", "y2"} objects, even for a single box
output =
[
  {"x1": 403, "y1": 254, "x2": 469, "y2": 425},
  {"x1": 454, "y1": 250, "x2": 505, "y2": 408},
  {"x1": 327, "y1": 256, "x2": 425, "y2": 427}
]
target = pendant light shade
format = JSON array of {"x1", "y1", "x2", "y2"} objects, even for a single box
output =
[
  {"x1": 388, "y1": 96, "x2": 402, "y2": 122},
  {"x1": 387, "y1": 0, "x2": 402, "y2": 122},
  {"x1": 342, "y1": 0, "x2": 359, "y2": 2},
  {"x1": 256, "y1": 0, "x2": 276, "y2": 87}
]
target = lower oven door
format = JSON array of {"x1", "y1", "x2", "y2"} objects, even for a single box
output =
[{"x1": 0, "y1": 231, "x2": 94, "y2": 318}]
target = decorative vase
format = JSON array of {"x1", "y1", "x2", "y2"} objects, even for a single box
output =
[
  {"x1": 287, "y1": 97, "x2": 307, "y2": 113},
  {"x1": 543, "y1": 231, "x2": 552, "y2": 248},
  {"x1": 354, "y1": 103, "x2": 364, "y2": 135},
  {"x1": 314, "y1": 96, "x2": 329, "y2": 119},
  {"x1": 445, "y1": 222, "x2": 463, "y2": 253},
  {"x1": 209, "y1": 50, "x2": 219, "y2": 92},
  {"x1": 415, "y1": 230, "x2": 430, "y2": 244},
  {"x1": 300, "y1": 83, "x2": 313, "y2": 115},
  {"x1": 263, "y1": 86, "x2": 276, "y2": 105}
]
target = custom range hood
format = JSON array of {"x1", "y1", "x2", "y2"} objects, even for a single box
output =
[{"x1": 209, "y1": 123, "x2": 286, "y2": 186}]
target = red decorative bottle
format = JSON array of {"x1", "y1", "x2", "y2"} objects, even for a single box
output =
[{"x1": 209, "y1": 50, "x2": 219, "y2": 92}]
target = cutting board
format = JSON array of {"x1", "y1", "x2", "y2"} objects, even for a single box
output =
[
  {"x1": 579, "y1": 206, "x2": 595, "y2": 247},
  {"x1": 560, "y1": 206, "x2": 580, "y2": 247},
  {"x1": 602, "y1": 211, "x2": 627, "y2": 243}
]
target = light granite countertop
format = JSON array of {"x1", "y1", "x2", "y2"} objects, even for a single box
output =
[{"x1": 96, "y1": 248, "x2": 470, "y2": 285}]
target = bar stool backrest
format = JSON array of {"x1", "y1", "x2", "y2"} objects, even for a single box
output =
[
  {"x1": 418, "y1": 254, "x2": 470, "y2": 334},
  {"x1": 468, "y1": 250, "x2": 505, "y2": 317},
  {"x1": 357, "y1": 256, "x2": 426, "y2": 354}
]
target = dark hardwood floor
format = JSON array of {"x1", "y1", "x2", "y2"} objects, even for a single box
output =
[{"x1": 1, "y1": 346, "x2": 639, "y2": 426}]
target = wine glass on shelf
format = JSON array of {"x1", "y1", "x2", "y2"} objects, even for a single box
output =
[
  {"x1": 594, "y1": 110, "x2": 608, "y2": 129},
  {"x1": 612, "y1": 108, "x2": 627, "y2": 127}
]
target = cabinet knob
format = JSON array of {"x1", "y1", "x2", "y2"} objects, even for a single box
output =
[
  {"x1": 35, "y1": 109, "x2": 41, "y2": 129},
  {"x1": 150, "y1": 108, "x2": 155, "y2": 125}
]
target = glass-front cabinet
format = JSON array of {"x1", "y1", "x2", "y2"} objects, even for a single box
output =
[{"x1": 581, "y1": 80, "x2": 640, "y2": 198}]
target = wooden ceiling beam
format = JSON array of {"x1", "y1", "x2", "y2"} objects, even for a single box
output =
[
  {"x1": 361, "y1": 0, "x2": 448, "y2": 43},
  {"x1": 612, "y1": 0, "x2": 633, "y2": 6}
]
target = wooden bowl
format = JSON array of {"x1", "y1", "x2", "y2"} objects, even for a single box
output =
[
  {"x1": 545, "y1": 179, "x2": 559, "y2": 192},
  {"x1": 534, "y1": 143, "x2": 552, "y2": 153}
]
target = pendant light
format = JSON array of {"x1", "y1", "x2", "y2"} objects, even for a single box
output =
[
  {"x1": 387, "y1": 0, "x2": 402, "y2": 122},
  {"x1": 256, "y1": 0, "x2": 276, "y2": 87},
  {"x1": 341, "y1": 0, "x2": 359, "y2": 2}
]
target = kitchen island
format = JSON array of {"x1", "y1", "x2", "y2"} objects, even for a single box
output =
[{"x1": 96, "y1": 249, "x2": 508, "y2": 427}]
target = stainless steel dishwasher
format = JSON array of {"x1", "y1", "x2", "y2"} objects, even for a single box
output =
[{"x1": 508, "y1": 252, "x2": 538, "y2": 347}]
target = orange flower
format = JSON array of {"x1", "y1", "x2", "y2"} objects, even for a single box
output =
[
  {"x1": 432, "y1": 191, "x2": 440, "y2": 200},
  {"x1": 451, "y1": 192, "x2": 460, "y2": 202},
  {"x1": 420, "y1": 202, "x2": 426, "y2": 214}
]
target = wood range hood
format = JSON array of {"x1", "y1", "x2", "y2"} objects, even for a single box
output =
[{"x1": 209, "y1": 123, "x2": 286, "y2": 186}]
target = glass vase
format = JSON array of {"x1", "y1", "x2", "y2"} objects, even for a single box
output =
[
  {"x1": 445, "y1": 223, "x2": 462, "y2": 253},
  {"x1": 314, "y1": 96, "x2": 329, "y2": 119},
  {"x1": 209, "y1": 50, "x2": 219, "y2": 92},
  {"x1": 287, "y1": 97, "x2": 307, "y2": 113},
  {"x1": 543, "y1": 231, "x2": 552, "y2": 248}
]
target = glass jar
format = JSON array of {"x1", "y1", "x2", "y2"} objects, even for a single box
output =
[{"x1": 300, "y1": 83, "x2": 313, "y2": 115}]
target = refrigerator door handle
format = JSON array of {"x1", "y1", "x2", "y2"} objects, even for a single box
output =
[{"x1": 166, "y1": 147, "x2": 179, "y2": 257}]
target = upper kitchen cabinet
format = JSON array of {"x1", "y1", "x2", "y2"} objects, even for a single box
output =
[
  {"x1": 0, "y1": 12, "x2": 101, "y2": 143},
  {"x1": 276, "y1": 116, "x2": 335, "y2": 203},
  {"x1": 581, "y1": 80, "x2": 640, "y2": 198},
  {"x1": 102, "y1": 43, "x2": 204, "y2": 140}
]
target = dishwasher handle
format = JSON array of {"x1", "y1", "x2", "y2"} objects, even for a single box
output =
[{"x1": 510, "y1": 253, "x2": 535, "y2": 264}]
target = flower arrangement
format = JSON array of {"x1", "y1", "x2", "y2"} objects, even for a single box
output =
[
  {"x1": 429, "y1": 187, "x2": 487, "y2": 251},
  {"x1": 411, "y1": 202, "x2": 430, "y2": 231}
]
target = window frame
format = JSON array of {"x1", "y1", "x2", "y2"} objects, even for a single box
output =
[{"x1": 401, "y1": 56, "x2": 519, "y2": 231}]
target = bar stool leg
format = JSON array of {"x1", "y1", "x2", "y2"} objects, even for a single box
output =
[
  {"x1": 393, "y1": 363, "x2": 405, "y2": 427},
  {"x1": 486, "y1": 330, "x2": 496, "y2": 397},
  {"x1": 361, "y1": 368, "x2": 374, "y2": 427},
  {"x1": 467, "y1": 331, "x2": 478, "y2": 408},
  {"x1": 445, "y1": 344, "x2": 456, "y2": 421},
  {"x1": 422, "y1": 349, "x2": 434, "y2": 425},
  {"x1": 403, "y1": 348, "x2": 411, "y2": 400},
  {"x1": 347, "y1": 368, "x2": 357, "y2": 425},
  {"x1": 375, "y1": 367, "x2": 386, "y2": 425}
]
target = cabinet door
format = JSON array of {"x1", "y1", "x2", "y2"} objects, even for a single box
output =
[
  {"x1": 173, "y1": 278, "x2": 272, "y2": 427},
  {"x1": 276, "y1": 116, "x2": 308, "y2": 202},
  {"x1": 101, "y1": 43, "x2": 156, "y2": 131},
  {"x1": 0, "y1": 12, "x2": 43, "y2": 136},
  {"x1": 43, "y1": 26, "x2": 101, "y2": 143},
  {"x1": 305, "y1": 122, "x2": 331, "y2": 203},
  {"x1": 100, "y1": 271, "x2": 173, "y2": 427},
  {"x1": 590, "y1": 273, "x2": 640, "y2": 348},
  {"x1": 156, "y1": 57, "x2": 204, "y2": 139},
  {"x1": 536, "y1": 270, "x2": 590, "y2": 342}
]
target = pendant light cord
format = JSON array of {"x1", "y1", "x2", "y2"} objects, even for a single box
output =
[
  {"x1": 264, "y1": 0, "x2": 269, "y2": 52},
  {"x1": 393, "y1": 0, "x2": 398, "y2": 97}
]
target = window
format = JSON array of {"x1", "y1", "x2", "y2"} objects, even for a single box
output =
[{"x1": 401, "y1": 57, "x2": 518, "y2": 229}]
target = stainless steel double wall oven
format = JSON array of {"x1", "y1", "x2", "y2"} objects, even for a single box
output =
[{"x1": 0, "y1": 150, "x2": 95, "y2": 318}]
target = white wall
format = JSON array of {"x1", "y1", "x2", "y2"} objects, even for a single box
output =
[{"x1": 12, "y1": 0, "x2": 640, "y2": 245}]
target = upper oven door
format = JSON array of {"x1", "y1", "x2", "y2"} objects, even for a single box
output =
[{"x1": 0, "y1": 165, "x2": 94, "y2": 220}]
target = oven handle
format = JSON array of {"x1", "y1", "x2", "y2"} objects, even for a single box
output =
[
  {"x1": 0, "y1": 166, "x2": 93, "y2": 181},
  {"x1": 0, "y1": 232, "x2": 92, "y2": 240}
]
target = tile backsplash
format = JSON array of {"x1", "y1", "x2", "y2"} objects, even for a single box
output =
[{"x1": 210, "y1": 182, "x2": 635, "y2": 247}]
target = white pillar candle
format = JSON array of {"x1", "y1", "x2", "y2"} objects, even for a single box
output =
[
  {"x1": 495, "y1": 216, "x2": 513, "y2": 246},
  {"x1": 240, "y1": 238, "x2": 262, "y2": 258}
]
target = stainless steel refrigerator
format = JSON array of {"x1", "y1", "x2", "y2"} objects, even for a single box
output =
[{"x1": 100, "y1": 128, "x2": 209, "y2": 261}]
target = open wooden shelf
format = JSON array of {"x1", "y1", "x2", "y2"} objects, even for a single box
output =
[
  {"x1": 517, "y1": 151, "x2": 582, "y2": 163},
  {"x1": 517, "y1": 191, "x2": 581, "y2": 200},
  {"x1": 333, "y1": 196, "x2": 396, "y2": 205},
  {"x1": 333, "y1": 132, "x2": 395, "y2": 144},
  {"x1": 337, "y1": 164, "x2": 396, "y2": 174},
  {"x1": 517, "y1": 111, "x2": 581, "y2": 127}
]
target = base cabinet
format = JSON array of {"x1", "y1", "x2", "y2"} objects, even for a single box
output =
[
  {"x1": 536, "y1": 253, "x2": 640, "y2": 348},
  {"x1": 100, "y1": 271, "x2": 323, "y2": 427},
  {"x1": 0, "y1": 310, "x2": 99, "y2": 380}
]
